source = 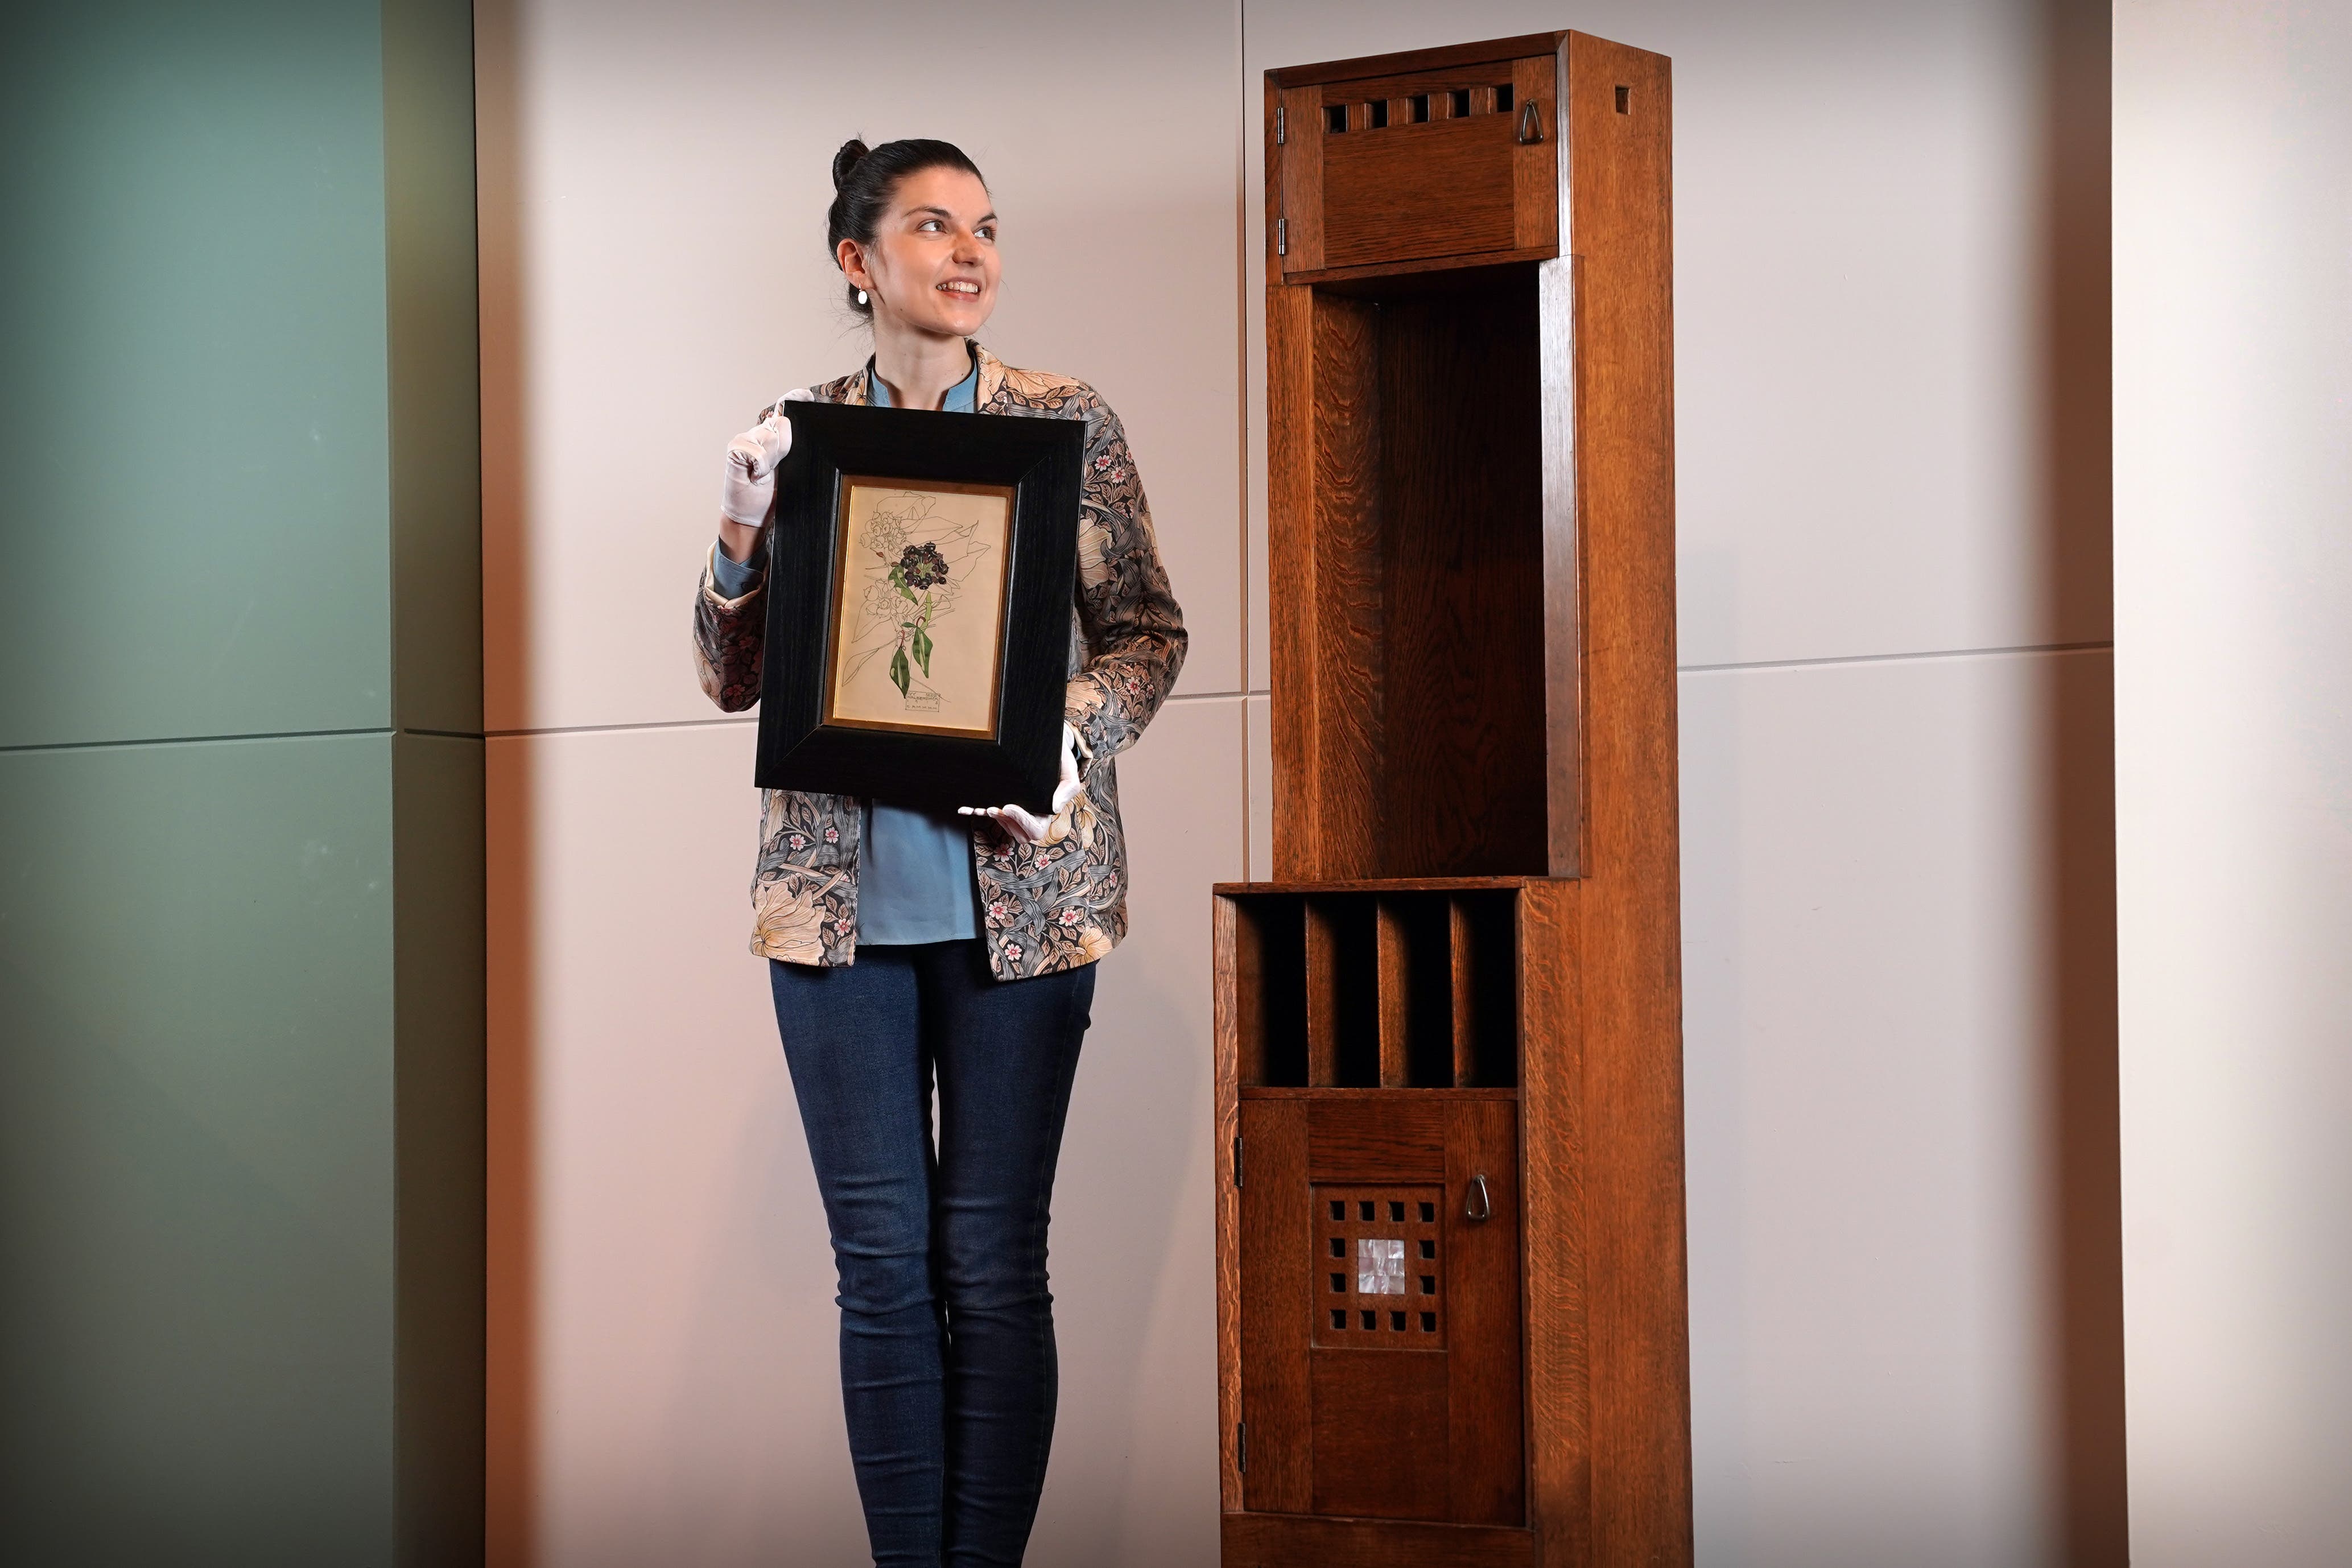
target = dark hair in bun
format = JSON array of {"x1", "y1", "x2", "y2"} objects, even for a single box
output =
[{"x1": 827, "y1": 137, "x2": 988, "y2": 319}]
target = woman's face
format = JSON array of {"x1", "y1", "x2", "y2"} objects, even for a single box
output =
[{"x1": 839, "y1": 166, "x2": 1000, "y2": 339}]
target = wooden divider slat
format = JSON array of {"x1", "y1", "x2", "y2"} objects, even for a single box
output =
[
  {"x1": 1304, "y1": 900, "x2": 1339, "y2": 1087},
  {"x1": 1450, "y1": 896, "x2": 1478, "y2": 1087},
  {"x1": 1377, "y1": 900, "x2": 1410, "y2": 1086}
]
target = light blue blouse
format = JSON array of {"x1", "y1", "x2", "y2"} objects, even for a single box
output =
[{"x1": 712, "y1": 355, "x2": 984, "y2": 943}]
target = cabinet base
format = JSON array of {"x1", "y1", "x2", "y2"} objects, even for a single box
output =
[{"x1": 1224, "y1": 1512, "x2": 1534, "y2": 1567}]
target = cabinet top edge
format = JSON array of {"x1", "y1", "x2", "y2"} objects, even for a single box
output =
[
  {"x1": 1215, "y1": 877, "x2": 1568, "y2": 895},
  {"x1": 1265, "y1": 31, "x2": 1567, "y2": 88}
]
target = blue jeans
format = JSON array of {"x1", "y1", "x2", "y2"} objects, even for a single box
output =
[{"x1": 769, "y1": 942, "x2": 1096, "y2": 1567}]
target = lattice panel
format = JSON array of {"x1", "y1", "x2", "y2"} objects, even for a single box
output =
[{"x1": 1310, "y1": 1185, "x2": 1445, "y2": 1348}]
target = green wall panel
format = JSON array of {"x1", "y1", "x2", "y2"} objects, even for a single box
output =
[
  {"x1": 0, "y1": 733, "x2": 400, "y2": 1565},
  {"x1": 0, "y1": 0, "x2": 394, "y2": 748},
  {"x1": 0, "y1": 2, "x2": 485, "y2": 1557}
]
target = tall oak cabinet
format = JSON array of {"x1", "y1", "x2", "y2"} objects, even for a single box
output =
[{"x1": 1213, "y1": 31, "x2": 1691, "y2": 1567}]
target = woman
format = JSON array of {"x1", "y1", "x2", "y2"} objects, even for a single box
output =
[{"x1": 690, "y1": 137, "x2": 1186, "y2": 1567}]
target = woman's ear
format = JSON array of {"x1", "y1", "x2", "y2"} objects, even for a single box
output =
[{"x1": 836, "y1": 237, "x2": 870, "y2": 291}]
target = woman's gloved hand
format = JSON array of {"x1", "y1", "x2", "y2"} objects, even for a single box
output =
[
  {"x1": 719, "y1": 389, "x2": 812, "y2": 557},
  {"x1": 959, "y1": 722, "x2": 1083, "y2": 845}
]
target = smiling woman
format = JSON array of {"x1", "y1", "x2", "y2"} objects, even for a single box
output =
[{"x1": 687, "y1": 133, "x2": 1186, "y2": 1568}]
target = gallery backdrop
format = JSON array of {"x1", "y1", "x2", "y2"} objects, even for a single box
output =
[
  {"x1": 3, "y1": 2, "x2": 2343, "y2": 1567},
  {"x1": 478, "y1": 1, "x2": 2123, "y2": 1565}
]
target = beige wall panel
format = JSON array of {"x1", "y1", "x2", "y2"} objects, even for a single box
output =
[
  {"x1": 479, "y1": 0, "x2": 1245, "y2": 736},
  {"x1": 1243, "y1": 0, "x2": 2102, "y2": 688},
  {"x1": 1678, "y1": 647, "x2": 2114, "y2": 1565},
  {"x1": 2116, "y1": 3, "x2": 2352, "y2": 1561},
  {"x1": 488, "y1": 696, "x2": 1241, "y2": 1565}
]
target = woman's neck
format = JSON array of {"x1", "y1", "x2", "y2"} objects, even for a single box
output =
[{"x1": 870, "y1": 319, "x2": 973, "y2": 411}]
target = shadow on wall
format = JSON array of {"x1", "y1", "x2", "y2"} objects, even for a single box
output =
[
  {"x1": 2034, "y1": 0, "x2": 2126, "y2": 1564},
  {"x1": 476, "y1": 0, "x2": 536, "y2": 1555}
]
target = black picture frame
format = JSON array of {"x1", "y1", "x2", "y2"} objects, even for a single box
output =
[{"x1": 754, "y1": 399, "x2": 1084, "y2": 814}]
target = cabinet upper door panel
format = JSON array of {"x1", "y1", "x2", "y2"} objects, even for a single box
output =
[{"x1": 1276, "y1": 55, "x2": 1558, "y2": 277}]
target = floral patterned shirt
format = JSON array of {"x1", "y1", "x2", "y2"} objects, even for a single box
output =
[{"x1": 691, "y1": 343, "x2": 1188, "y2": 980}]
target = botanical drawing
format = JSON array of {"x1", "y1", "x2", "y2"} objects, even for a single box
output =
[{"x1": 827, "y1": 480, "x2": 1012, "y2": 735}]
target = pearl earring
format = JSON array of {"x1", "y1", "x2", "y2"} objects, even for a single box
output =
[{"x1": 857, "y1": 288, "x2": 868, "y2": 306}]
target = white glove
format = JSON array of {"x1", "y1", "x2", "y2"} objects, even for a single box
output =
[
  {"x1": 959, "y1": 723, "x2": 1084, "y2": 845},
  {"x1": 721, "y1": 388, "x2": 813, "y2": 527}
]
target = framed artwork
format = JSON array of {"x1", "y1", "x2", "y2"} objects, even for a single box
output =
[{"x1": 754, "y1": 399, "x2": 1084, "y2": 814}]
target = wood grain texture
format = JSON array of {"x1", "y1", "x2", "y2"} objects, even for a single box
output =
[
  {"x1": 1375, "y1": 282, "x2": 1550, "y2": 876},
  {"x1": 1447, "y1": 1099, "x2": 1526, "y2": 1525},
  {"x1": 1376, "y1": 901, "x2": 1409, "y2": 1086},
  {"x1": 1276, "y1": 84, "x2": 1324, "y2": 274},
  {"x1": 1513, "y1": 55, "x2": 1560, "y2": 252},
  {"x1": 1301, "y1": 295, "x2": 1384, "y2": 877},
  {"x1": 1233, "y1": 29, "x2": 1686, "y2": 1566},
  {"x1": 1218, "y1": 877, "x2": 1535, "y2": 896},
  {"x1": 1536, "y1": 254, "x2": 1585, "y2": 877},
  {"x1": 1307, "y1": 1096, "x2": 1446, "y2": 1182},
  {"x1": 1310, "y1": 1351, "x2": 1450, "y2": 1520},
  {"x1": 1268, "y1": 32, "x2": 1567, "y2": 89},
  {"x1": 1215, "y1": 896, "x2": 1247, "y2": 1510},
  {"x1": 1303, "y1": 900, "x2": 1339, "y2": 1087},
  {"x1": 1450, "y1": 899, "x2": 1478, "y2": 1087},
  {"x1": 1264, "y1": 281, "x2": 1315, "y2": 881},
  {"x1": 1515, "y1": 877, "x2": 1590, "y2": 1563},
  {"x1": 1239, "y1": 1099, "x2": 1313, "y2": 1514},
  {"x1": 1557, "y1": 32, "x2": 1690, "y2": 1568},
  {"x1": 1282, "y1": 245, "x2": 1559, "y2": 290},
  {"x1": 1321, "y1": 113, "x2": 1517, "y2": 270},
  {"x1": 1240, "y1": 1086, "x2": 1517, "y2": 1103},
  {"x1": 1223, "y1": 1512, "x2": 1534, "y2": 1567}
]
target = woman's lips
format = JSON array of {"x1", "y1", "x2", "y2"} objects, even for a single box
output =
[{"x1": 936, "y1": 279, "x2": 982, "y2": 295}]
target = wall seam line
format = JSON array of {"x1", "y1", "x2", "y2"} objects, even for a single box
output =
[
  {"x1": 1678, "y1": 639, "x2": 2114, "y2": 676},
  {"x1": 0, "y1": 725, "x2": 398, "y2": 756}
]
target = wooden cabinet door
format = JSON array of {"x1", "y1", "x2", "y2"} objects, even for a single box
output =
[
  {"x1": 1237, "y1": 1094, "x2": 1524, "y2": 1525},
  {"x1": 1274, "y1": 53, "x2": 1557, "y2": 277}
]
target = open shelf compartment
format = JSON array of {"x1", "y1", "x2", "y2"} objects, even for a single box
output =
[{"x1": 1218, "y1": 882, "x2": 1521, "y2": 1090}]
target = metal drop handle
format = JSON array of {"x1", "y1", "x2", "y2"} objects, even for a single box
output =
[
  {"x1": 1465, "y1": 1173, "x2": 1492, "y2": 1222},
  {"x1": 1517, "y1": 100, "x2": 1544, "y2": 144}
]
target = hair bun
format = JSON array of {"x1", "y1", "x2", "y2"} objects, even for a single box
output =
[{"x1": 831, "y1": 139, "x2": 872, "y2": 193}]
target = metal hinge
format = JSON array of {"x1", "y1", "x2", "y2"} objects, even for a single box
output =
[
  {"x1": 1275, "y1": 105, "x2": 1286, "y2": 145},
  {"x1": 1276, "y1": 218, "x2": 1288, "y2": 257},
  {"x1": 1233, "y1": 1133, "x2": 1245, "y2": 1188},
  {"x1": 1237, "y1": 1421, "x2": 1248, "y2": 1474}
]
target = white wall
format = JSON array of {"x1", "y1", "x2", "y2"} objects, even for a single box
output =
[
  {"x1": 481, "y1": 2, "x2": 2122, "y2": 1563},
  {"x1": 2115, "y1": 5, "x2": 2352, "y2": 1564},
  {"x1": 477, "y1": 3, "x2": 1244, "y2": 1563}
]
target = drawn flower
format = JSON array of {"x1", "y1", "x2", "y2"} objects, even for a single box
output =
[
  {"x1": 786, "y1": 832, "x2": 809, "y2": 852},
  {"x1": 823, "y1": 825, "x2": 839, "y2": 844},
  {"x1": 898, "y1": 541, "x2": 950, "y2": 590},
  {"x1": 1004, "y1": 943, "x2": 1025, "y2": 963},
  {"x1": 1058, "y1": 907, "x2": 1082, "y2": 926}
]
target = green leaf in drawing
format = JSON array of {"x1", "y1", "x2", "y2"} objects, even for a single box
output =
[
  {"x1": 911, "y1": 626, "x2": 933, "y2": 676},
  {"x1": 889, "y1": 563, "x2": 916, "y2": 604},
  {"x1": 889, "y1": 645, "x2": 910, "y2": 695}
]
